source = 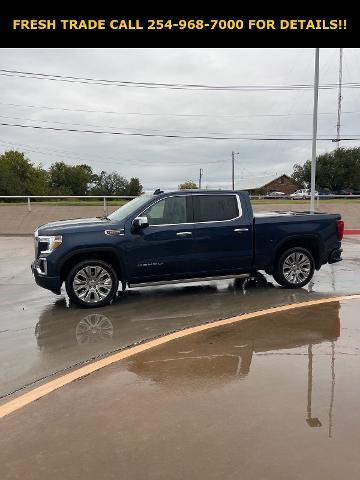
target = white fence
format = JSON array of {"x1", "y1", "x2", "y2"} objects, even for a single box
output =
[
  {"x1": 0, "y1": 195, "x2": 136, "y2": 214},
  {"x1": 0, "y1": 194, "x2": 359, "y2": 214}
]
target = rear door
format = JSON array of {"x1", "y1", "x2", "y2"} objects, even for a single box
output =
[
  {"x1": 125, "y1": 194, "x2": 197, "y2": 282},
  {"x1": 192, "y1": 194, "x2": 253, "y2": 274}
]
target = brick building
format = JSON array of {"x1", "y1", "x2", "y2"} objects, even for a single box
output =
[{"x1": 238, "y1": 174, "x2": 299, "y2": 195}]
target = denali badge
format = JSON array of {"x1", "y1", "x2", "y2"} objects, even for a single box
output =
[
  {"x1": 137, "y1": 262, "x2": 164, "y2": 267},
  {"x1": 104, "y1": 229, "x2": 125, "y2": 236}
]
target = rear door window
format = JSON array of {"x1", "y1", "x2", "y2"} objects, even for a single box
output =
[{"x1": 193, "y1": 195, "x2": 239, "y2": 222}]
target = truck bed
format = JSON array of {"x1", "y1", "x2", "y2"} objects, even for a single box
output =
[
  {"x1": 254, "y1": 210, "x2": 333, "y2": 218},
  {"x1": 253, "y1": 210, "x2": 342, "y2": 272}
]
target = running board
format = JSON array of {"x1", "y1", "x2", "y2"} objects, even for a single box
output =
[{"x1": 128, "y1": 273, "x2": 250, "y2": 288}]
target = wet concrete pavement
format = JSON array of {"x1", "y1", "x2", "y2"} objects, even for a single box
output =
[
  {"x1": 1, "y1": 236, "x2": 360, "y2": 400},
  {"x1": 1, "y1": 297, "x2": 360, "y2": 479}
]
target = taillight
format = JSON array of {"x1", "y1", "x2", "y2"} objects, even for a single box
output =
[{"x1": 336, "y1": 220, "x2": 344, "y2": 240}]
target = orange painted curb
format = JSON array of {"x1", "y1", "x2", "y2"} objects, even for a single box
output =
[{"x1": 1, "y1": 294, "x2": 360, "y2": 419}]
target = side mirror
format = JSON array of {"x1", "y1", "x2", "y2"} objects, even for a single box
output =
[{"x1": 132, "y1": 216, "x2": 149, "y2": 230}]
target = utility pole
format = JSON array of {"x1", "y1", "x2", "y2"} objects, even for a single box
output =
[
  {"x1": 306, "y1": 343, "x2": 322, "y2": 428},
  {"x1": 310, "y1": 48, "x2": 320, "y2": 214},
  {"x1": 336, "y1": 48, "x2": 343, "y2": 148},
  {"x1": 199, "y1": 168, "x2": 203, "y2": 189},
  {"x1": 328, "y1": 341, "x2": 336, "y2": 438},
  {"x1": 232, "y1": 151, "x2": 239, "y2": 190}
]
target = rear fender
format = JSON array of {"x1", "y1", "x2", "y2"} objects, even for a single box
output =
[{"x1": 270, "y1": 234, "x2": 323, "y2": 272}]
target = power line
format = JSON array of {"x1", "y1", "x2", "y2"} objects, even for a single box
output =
[
  {"x1": 0, "y1": 113, "x2": 353, "y2": 137},
  {"x1": 0, "y1": 138, "x2": 239, "y2": 165},
  {"x1": 1, "y1": 100, "x2": 360, "y2": 119},
  {"x1": 0, "y1": 137, "x2": 309, "y2": 178},
  {"x1": 2, "y1": 69, "x2": 360, "y2": 91},
  {"x1": 1, "y1": 121, "x2": 360, "y2": 141},
  {"x1": 0, "y1": 139, "x2": 294, "y2": 178}
]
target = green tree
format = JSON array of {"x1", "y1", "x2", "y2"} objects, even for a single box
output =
[
  {"x1": 48, "y1": 162, "x2": 93, "y2": 195},
  {"x1": 126, "y1": 177, "x2": 143, "y2": 196},
  {"x1": 91, "y1": 171, "x2": 129, "y2": 195},
  {"x1": 0, "y1": 150, "x2": 48, "y2": 196},
  {"x1": 178, "y1": 180, "x2": 198, "y2": 190},
  {"x1": 291, "y1": 147, "x2": 360, "y2": 191},
  {"x1": 31, "y1": 167, "x2": 50, "y2": 195},
  {"x1": 291, "y1": 162, "x2": 311, "y2": 188}
]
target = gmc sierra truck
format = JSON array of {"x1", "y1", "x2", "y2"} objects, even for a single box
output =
[{"x1": 32, "y1": 190, "x2": 344, "y2": 308}]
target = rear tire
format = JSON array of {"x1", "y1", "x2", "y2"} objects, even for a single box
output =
[
  {"x1": 273, "y1": 247, "x2": 314, "y2": 289},
  {"x1": 65, "y1": 260, "x2": 118, "y2": 308}
]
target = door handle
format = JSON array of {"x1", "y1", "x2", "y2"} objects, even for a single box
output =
[
  {"x1": 234, "y1": 228, "x2": 249, "y2": 233},
  {"x1": 176, "y1": 231, "x2": 192, "y2": 237}
]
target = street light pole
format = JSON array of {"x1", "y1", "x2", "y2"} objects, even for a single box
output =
[
  {"x1": 232, "y1": 151, "x2": 239, "y2": 190},
  {"x1": 336, "y1": 48, "x2": 343, "y2": 148},
  {"x1": 310, "y1": 48, "x2": 320, "y2": 213},
  {"x1": 306, "y1": 343, "x2": 322, "y2": 428}
]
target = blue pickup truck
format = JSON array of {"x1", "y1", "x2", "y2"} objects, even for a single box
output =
[{"x1": 32, "y1": 190, "x2": 344, "y2": 307}]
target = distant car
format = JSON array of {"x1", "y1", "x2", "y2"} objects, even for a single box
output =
[
  {"x1": 290, "y1": 189, "x2": 318, "y2": 200},
  {"x1": 264, "y1": 191, "x2": 286, "y2": 198},
  {"x1": 335, "y1": 189, "x2": 353, "y2": 196}
]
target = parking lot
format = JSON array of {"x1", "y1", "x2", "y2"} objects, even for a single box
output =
[
  {"x1": 1, "y1": 235, "x2": 360, "y2": 479},
  {"x1": 0, "y1": 234, "x2": 359, "y2": 398}
]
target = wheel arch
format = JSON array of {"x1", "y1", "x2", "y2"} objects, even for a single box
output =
[
  {"x1": 270, "y1": 235, "x2": 322, "y2": 272},
  {"x1": 59, "y1": 247, "x2": 125, "y2": 283}
]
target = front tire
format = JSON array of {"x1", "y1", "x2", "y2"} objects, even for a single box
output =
[
  {"x1": 273, "y1": 247, "x2": 314, "y2": 289},
  {"x1": 66, "y1": 260, "x2": 118, "y2": 308}
]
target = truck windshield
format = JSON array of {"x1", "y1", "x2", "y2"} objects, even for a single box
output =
[{"x1": 108, "y1": 194, "x2": 152, "y2": 222}]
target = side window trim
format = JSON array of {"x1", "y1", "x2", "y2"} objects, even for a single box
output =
[
  {"x1": 139, "y1": 194, "x2": 242, "y2": 227},
  {"x1": 186, "y1": 195, "x2": 194, "y2": 223}
]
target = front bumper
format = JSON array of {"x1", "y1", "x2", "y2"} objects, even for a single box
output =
[{"x1": 31, "y1": 259, "x2": 62, "y2": 294}]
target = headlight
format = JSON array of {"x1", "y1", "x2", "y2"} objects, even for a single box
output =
[{"x1": 38, "y1": 235, "x2": 63, "y2": 253}]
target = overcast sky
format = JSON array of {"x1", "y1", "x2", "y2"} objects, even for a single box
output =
[{"x1": 1, "y1": 48, "x2": 360, "y2": 191}]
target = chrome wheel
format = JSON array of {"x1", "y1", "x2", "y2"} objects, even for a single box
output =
[
  {"x1": 76, "y1": 314, "x2": 114, "y2": 345},
  {"x1": 73, "y1": 265, "x2": 113, "y2": 304},
  {"x1": 282, "y1": 252, "x2": 311, "y2": 285}
]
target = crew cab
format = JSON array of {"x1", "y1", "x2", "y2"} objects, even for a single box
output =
[{"x1": 32, "y1": 190, "x2": 344, "y2": 308}]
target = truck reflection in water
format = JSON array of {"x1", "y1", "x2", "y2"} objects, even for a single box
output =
[
  {"x1": 127, "y1": 301, "x2": 340, "y2": 436},
  {"x1": 35, "y1": 273, "x2": 320, "y2": 352},
  {"x1": 35, "y1": 293, "x2": 340, "y2": 436},
  {"x1": 127, "y1": 301, "x2": 340, "y2": 383},
  {"x1": 74, "y1": 314, "x2": 114, "y2": 345}
]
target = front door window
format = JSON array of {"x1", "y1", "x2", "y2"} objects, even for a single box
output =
[{"x1": 144, "y1": 196, "x2": 187, "y2": 225}]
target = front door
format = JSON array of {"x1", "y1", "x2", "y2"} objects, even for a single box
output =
[
  {"x1": 125, "y1": 195, "x2": 197, "y2": 282},
  {"x1": 192, "y1": 194, "x2": 253, "y2": 274}
]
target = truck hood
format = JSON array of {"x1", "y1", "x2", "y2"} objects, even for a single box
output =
[{"x1": 37, "y1": 217, "x2": 119, "y2": 235}]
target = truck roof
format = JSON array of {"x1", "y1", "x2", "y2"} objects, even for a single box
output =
[{"x1": 155, "y1": 190, "x2": 247, "y2": 196}]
